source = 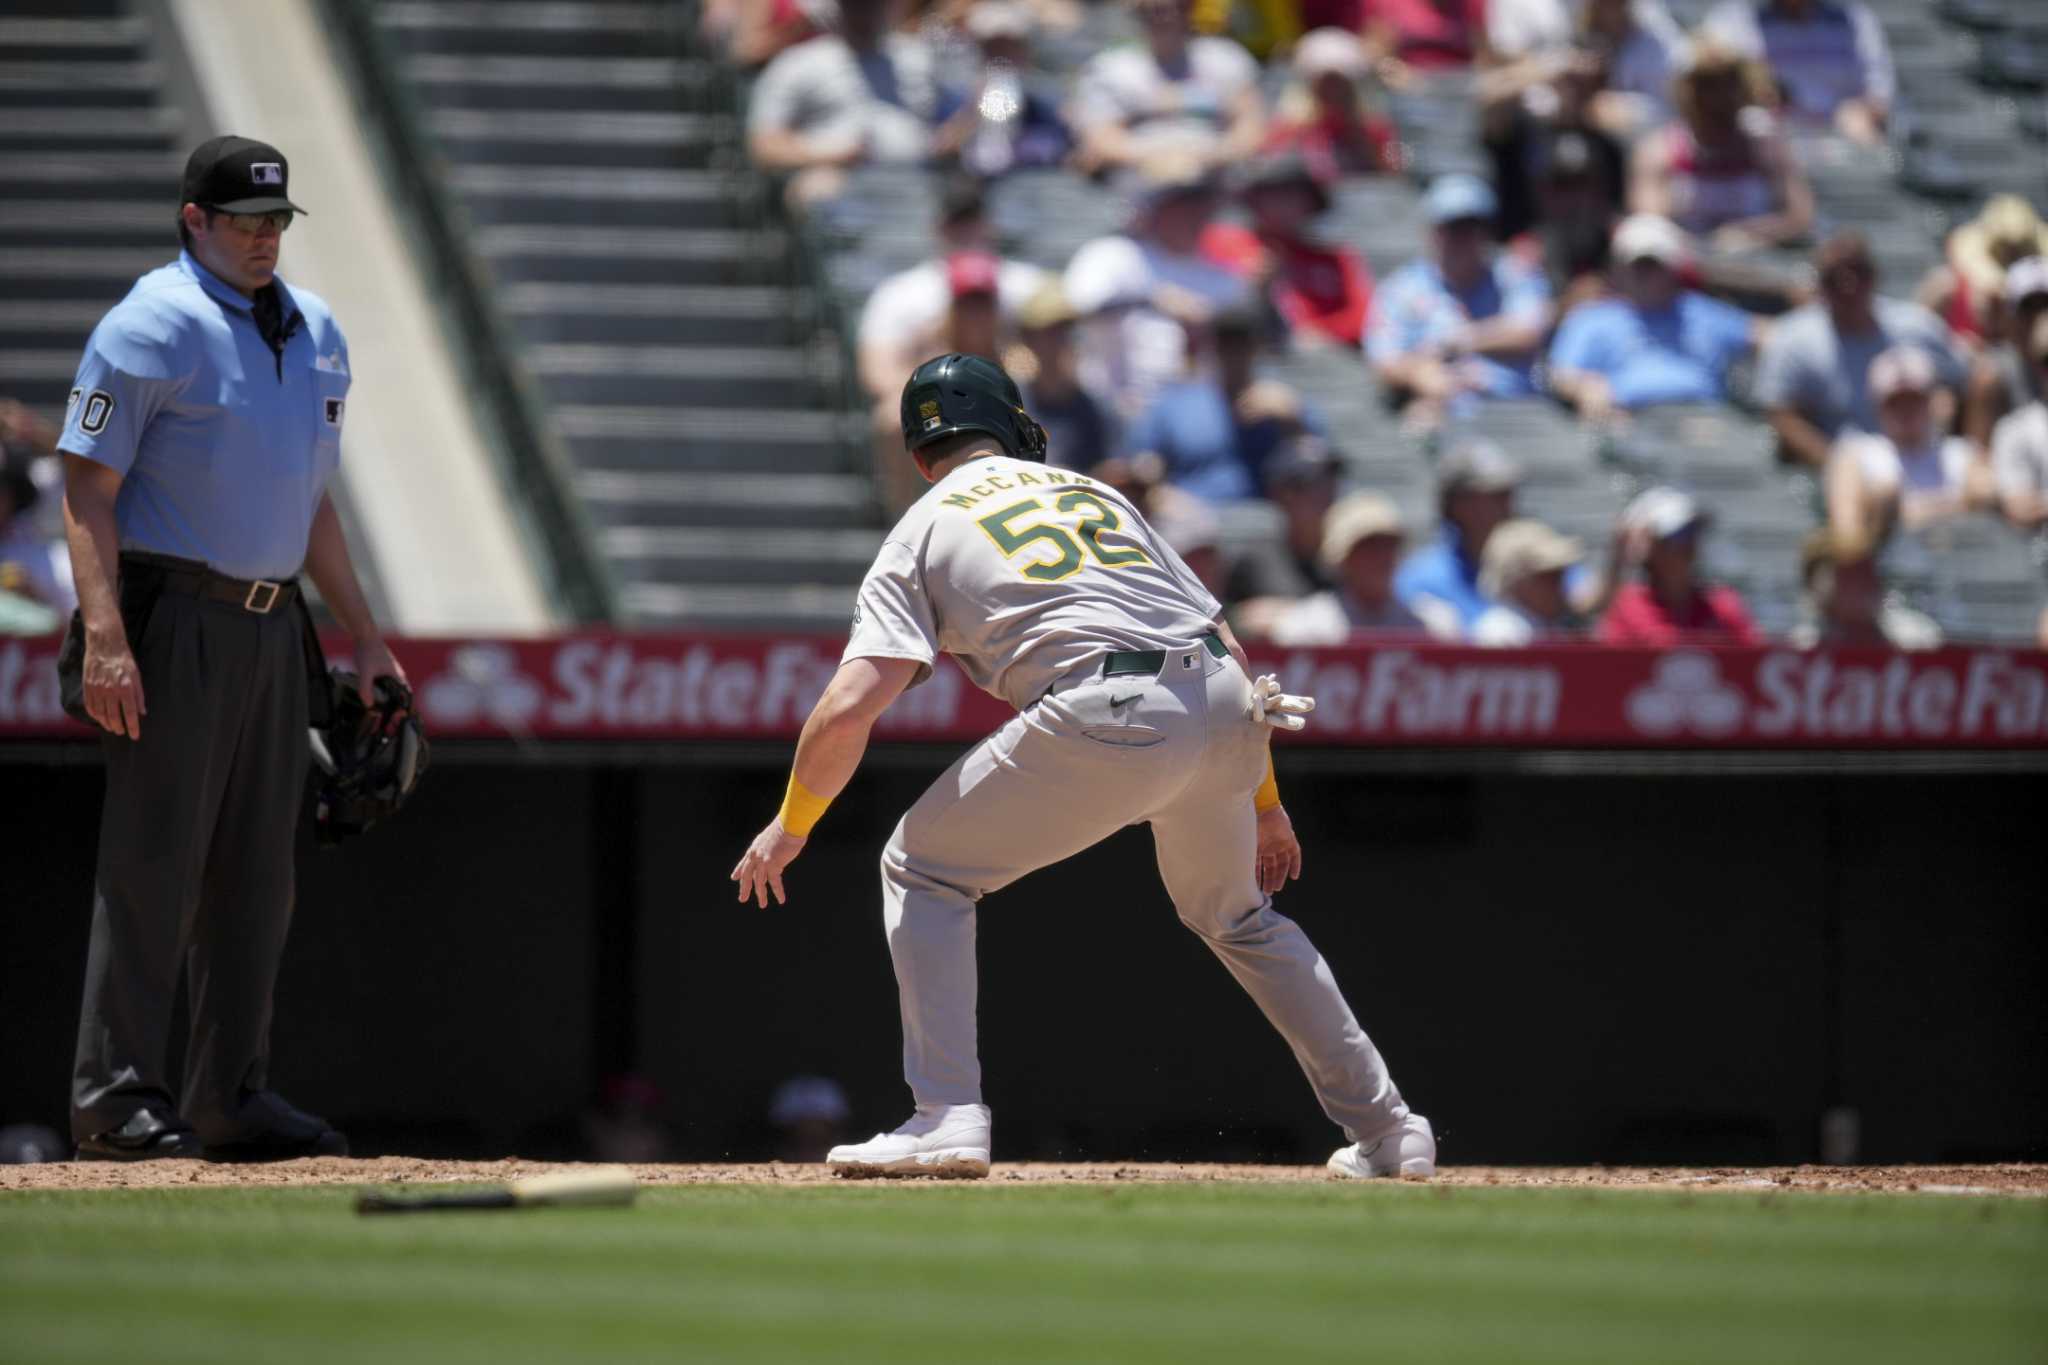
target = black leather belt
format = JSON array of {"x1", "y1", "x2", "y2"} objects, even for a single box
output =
[
  {"x1": 121, "y1": 553, "x2": 299, "y2": 615},
  {"x1": 1103, "y1": 632, "x2": 1228, "y2": 678}
]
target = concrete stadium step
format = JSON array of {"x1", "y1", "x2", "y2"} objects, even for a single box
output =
[
  {"x1": 0, "y1": 16, "x2": 150, "y2": 62},
  {"x1": 375, "y1": 1, "x2": 669, "y2": 58},
  {"x1": 618, "y1": 580, "x2": 859, "y2": 633},
  {"x1": 602, "y1": 525, "x2": 879, "y2": 586},
  {"x1": 576, "y1": 470, "x2": 873, "y2": 529},
  {"x1": 500, "y1": 283, "x2": 805, "y2": 347},
  {"x1": 0, "y1": 299, "x2": 107, "y2": 348},
  {"x1": 473, "y1": 225, "x2": 787, "y2": 286},
  {"x1": 404, "y1": 54, "x2": 708, "y2": 112},
  {"x1": 0, "y1": 348, "x2": 87, "y2": 406},
  {"x1": 0, "y1": 60, "x2": 162, "y2": 108},
  {"x1": 450, "y1": 164, "x2": 754, "y2": 230},
  {"x1": 0, "y1": 105, "x2": 182, "y2": 151},
  {"x1": 1, "y1": 151, "x2": 181, "y2": 198},
  {"x1": 523, "y1": 343, "x2": 834, "y2": 407},
  {"x1": 554, "y1": 404, "x2": 857, "y2": 473},
  {"x1": 0, "y1": 246, "x2": 169, "y2": 299},
  {"x1": 421, "y1": 108, "x2": 725, "y2": 169},
  {"x1": 0, "y1": 199, "x2": 176, "y2": 243}
]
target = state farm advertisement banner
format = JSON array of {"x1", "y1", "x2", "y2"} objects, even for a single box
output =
[{"x1": 3, "y1": 632, "x2": 2047, "y2": 748}]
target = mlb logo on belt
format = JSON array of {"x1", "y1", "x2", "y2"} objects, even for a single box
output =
[
  {"x1": 324, "y1": 397, "x2": 344, "y2": 428},
  {"x1": 250, "y1": 162, "x2": 284, "y2": 185}
]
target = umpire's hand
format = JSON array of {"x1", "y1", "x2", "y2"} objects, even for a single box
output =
[{"x1": 82, "y1": 625, "x2": 146, "y2": 740}]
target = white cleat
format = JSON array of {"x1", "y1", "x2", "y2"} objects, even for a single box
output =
[
  {"x1": 1327, "y1": 1113, "x2": 1436, "y2": 1180},
  {"x1": 826, "y1": 1103, "x2": 992, "y2": 1179}
]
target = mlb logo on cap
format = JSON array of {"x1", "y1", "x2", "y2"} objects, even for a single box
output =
[{"x1": 251, "y1": 162, "x2": 283, "y2": 185}]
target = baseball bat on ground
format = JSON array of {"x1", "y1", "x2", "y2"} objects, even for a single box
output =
[{"x1": 354, "y1": 1167, "x2": 637, "y2": 1215}]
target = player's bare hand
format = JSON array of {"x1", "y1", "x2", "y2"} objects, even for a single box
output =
[
  {"x1": 1249, "y1": 674, "x2": 1315, "y2": 731},
  {"x1": 1255, "y1": 804, "x2": 1303, "y2": 895},
  {"x1": 82, "y1": 625, "x2": 145, "y2": 740},
  {"x1": 352, "y1": 633, "x2": 410, "y2": 706},
  {"x1": 732, "y1": 820, "x2": 807, "y2": 909}
]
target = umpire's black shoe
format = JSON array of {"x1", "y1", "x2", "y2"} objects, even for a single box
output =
[
  {"x1": 203, "y1": 1126, "x2": 350, "y2": 1163},
  {"x1": 201, "y1": 1089, "x2": 349, "y2": 1163},
  {"x1": 76, "y1": 1109, "x2": 203, "y2": 1162}
]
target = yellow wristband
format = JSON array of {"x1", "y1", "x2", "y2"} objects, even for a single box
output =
[
  {"x1": 778, "y1": 774, "x2": 831, "y2": 838},
  {"x1": 1253, "y1": 754, "x2": 1281, "y2": 814}
]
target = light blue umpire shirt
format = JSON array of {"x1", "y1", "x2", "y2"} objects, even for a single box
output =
[{"x1": 56, "y1": 249, "x2": 350, "y2": 582}]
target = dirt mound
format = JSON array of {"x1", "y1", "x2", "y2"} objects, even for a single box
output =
[{"x1": 4, "y1": 1158, "x2": 2044, "y2": 1196}]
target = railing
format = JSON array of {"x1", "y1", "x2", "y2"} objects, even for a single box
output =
[{"x1": 313, "y1": 0, "x2": 618, "y2": 623}]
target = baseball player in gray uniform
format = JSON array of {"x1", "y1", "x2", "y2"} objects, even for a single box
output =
[{"x1": 732, "y1": 354, "x2": 1434, "y2": 1180}]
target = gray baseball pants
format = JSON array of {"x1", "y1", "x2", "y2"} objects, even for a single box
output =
[
  {"x1": 71, "y1": 588, "x2": 310, "y2": 1145},
  {"x1": 880, "y1": 641, "x2": 1412, "y2": 1145}
]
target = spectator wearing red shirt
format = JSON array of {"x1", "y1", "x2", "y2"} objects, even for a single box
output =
[
  {"x1": 1597, "y1": 487, "x2": 1761, "y2": 645},
  {"x1": 1202, "y1": 154, "x2": 1375, "y2": 347},
  {"x1": 1266, "y1": 28, "x2": 1403, "y2": 176},
  {"x1": 1351, "y1": 0, "x2": 1494, "y2": 83}
]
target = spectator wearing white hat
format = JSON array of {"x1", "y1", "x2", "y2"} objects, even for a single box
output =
[
  {"x1": 1963, "y1": 255, "x2": 2048, "y2": 452},
  {"x1": 1265, "y1": 28, "x2": 1402, "y2": 177},
  {"x1": 1068, "y1": 0, "x2": 1265, "y2": 177},
  {"x1": 1597, "y1": 487, "x2": 1761, "y2": 644},
  {"x1": 1366, "y1": 174, "x2": 1554, "y2": 424},
  {"x1": 1825, "y1": 345, "x2": 1993, "y2": 545},
  {"x1": 1547, "y1": 213, "x2": 1759, "y2": 423},
  {"x1": 1471, "y1": 518, "x2": 1588, "y2": 645},
  {"x1": 1271, "y1": 493, "x2": 1436, "y2": 644}
]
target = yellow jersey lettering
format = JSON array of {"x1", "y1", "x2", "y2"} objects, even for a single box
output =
[
  {"x1": 941, "y1": 493, "x2": 979, "y2": 510},
  {"x1": 1015, "y1": 469, "x2": 1042, "y2": 486},
  {"x1": 984, "y1": 473, "x2": 1013, "y2": 491}
]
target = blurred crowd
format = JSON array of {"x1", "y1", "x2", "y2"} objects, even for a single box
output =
[
  {"x1": 710, "y1": 0, "x2": 2048, "y2": 650},
  {"x1": 0, "y1": 400, "x2": 73, "y2": 635}
]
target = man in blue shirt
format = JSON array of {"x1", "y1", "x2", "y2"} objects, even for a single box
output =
[
  {"x1": 1548, "y1": 214, "x2": 1760, "y2": 423},
  {"x1": 1393, "y1": 438, "x2": 1523, "y2": 636},
  {"x1": 59, "y1": 136, "x2": 400, "y2": 1162},
  {"x1": 1366, "y1": 174, "x2": 1554, "y2": 426},
  {"x1": 1122, "y1": 306, "x2": 1326, "y2": 501}
]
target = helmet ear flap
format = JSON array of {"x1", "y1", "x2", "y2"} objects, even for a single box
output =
[{"x1": 1016, "y1": 408, "x2": 1047, "y2": 461}]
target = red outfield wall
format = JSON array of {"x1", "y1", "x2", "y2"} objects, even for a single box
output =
[{"x1": 4, "y1": 632, "x2": 2047, "y2": 747}]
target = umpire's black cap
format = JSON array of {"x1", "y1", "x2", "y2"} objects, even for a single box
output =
[{"x1": 181, "y1": 135, "x2": 308, "y2": 215}]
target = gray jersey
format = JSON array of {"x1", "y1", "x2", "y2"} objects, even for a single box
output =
[{"x1": 844, "y1": 455, "x2": 1224, "y2": 709}]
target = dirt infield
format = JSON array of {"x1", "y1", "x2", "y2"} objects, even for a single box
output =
[{"x1": 4, "y1": 1158, "x2": 2044, "y2": 1196}]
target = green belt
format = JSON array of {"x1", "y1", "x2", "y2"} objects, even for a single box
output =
[{"x1": 1102, "y1": 632, "x2": 1228, "y2": 678}]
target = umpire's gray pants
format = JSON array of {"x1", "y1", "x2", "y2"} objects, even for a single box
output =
[
  {"x1": 71, "y1": 590, "x2": 310, "y2": 1144},
  {"x1": 880, "y1": 642, "x2": 1412, "y2": 1146}
]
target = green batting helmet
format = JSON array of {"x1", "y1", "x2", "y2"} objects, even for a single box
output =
[{"x1": 900, "y1": 353, "x2": 1047, "y2": 462}]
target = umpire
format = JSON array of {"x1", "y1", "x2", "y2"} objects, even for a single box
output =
[{"x1": 57, "y1": 136, "x2": 403, "y2": 1161}]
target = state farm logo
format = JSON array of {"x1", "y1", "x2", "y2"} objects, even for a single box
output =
[
  {"x1": 419, "y1": 643, "x2": 544, "y2": 728},
  {"x1": 1626, "y1": 652, "x2": 1744, "y2": 738}
]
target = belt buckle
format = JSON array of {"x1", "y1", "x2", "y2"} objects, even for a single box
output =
[{"x1": 244, "y1": 580, "x2": 282, "y2": 614}]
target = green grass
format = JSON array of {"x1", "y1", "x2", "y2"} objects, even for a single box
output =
[{"x1": 2, "y1": 1183, "x2": 2044, "y2": 1365}]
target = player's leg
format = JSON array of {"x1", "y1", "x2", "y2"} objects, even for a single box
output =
[
  {"x1": 181, "y1": 611, "x2": 329, "y2": 1153},
  {"x1": 883, "y1": 689, "x2": 1193, "y2": 1103},
  {"x1": 71, "y1": 595, "x2": 233, "y2": 1154},
  {"x1": 1147, "y1": 665, "x2": 1425, "y2": 1166},
  {"x1": 843, "y1": 681, "x2": 1197, "y2": 1175}
]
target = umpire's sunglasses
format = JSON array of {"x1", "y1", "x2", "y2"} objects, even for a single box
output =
[{"x1": 208, "y1": 207, "x2": 295, "y2": 233}]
